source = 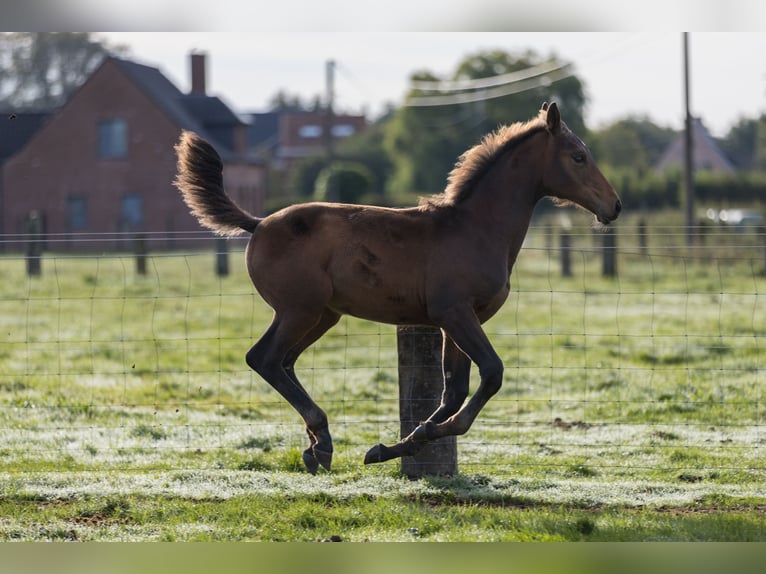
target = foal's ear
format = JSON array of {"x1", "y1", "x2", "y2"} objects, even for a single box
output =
[
  {"x1": 545, "y1": 102, "x2": 561, "y2": 133},
  {"x1": 540, "y1": 101, "x2": 549, "y2": 112}
]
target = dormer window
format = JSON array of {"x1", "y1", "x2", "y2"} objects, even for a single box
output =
[
  {"x1": 298, "y1": 125, "x2": 322, "y2": 139},
  {"x1": 331, "y1": 124, "x2": 355, "y2": 138}
]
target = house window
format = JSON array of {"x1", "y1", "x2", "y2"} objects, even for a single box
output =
[
  {"x1": 67, "y1": 196, "x2": 88, "y2": 231},
  {"x1": 298, "y1": 125, "x2": 322, "y2": 139},
  {"x1": 98, "y1": 119, "x2": 127, "y2": 158},
  {"x1": 331, "y1": 124, "x2": 355, "y2": 138},
  {"x1": 121, "y1": 194, "x2": 143, "y2": 229}
]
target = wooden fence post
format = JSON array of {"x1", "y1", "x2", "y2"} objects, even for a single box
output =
[
  {"x1": 602, "y1": 227, "x2": 617, "y2": 278},
  {"x1": 134, "y1": 233, "x2": 147, "y2": 275},
  {"x1": 397, "y1": 325, "x2": 457, "y2": 478},
  {"x1": 638, "y1": 218, "x2": 648, "y2": 257},
  {"x1": 25, "y1": 211, "x2": 43, "y2": 277},
  {"x1": 560, "y1": 229, "x2": 572, "y2": 278},
  {"x1": 761, "y1": 225, "x2": 766, "y2": 278},
  {"x1": 216, "y1": 237, "x2": 229, "y2": 277}
]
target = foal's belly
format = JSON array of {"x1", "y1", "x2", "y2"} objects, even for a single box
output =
[
  {"x1": 328, "y1": 283, "x2": 430, "y2": 326},
  {"x1": 474, "y1": 282, "x2": 511, "y2": 323},
  {"x1": 328, "y1": 276, "x2": 511, "y2": 327}
]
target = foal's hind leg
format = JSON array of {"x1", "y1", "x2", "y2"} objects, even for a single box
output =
[
  {"x1": 365, "y1": 304, "x2": 502, "y2": 464},
  {"x1": 246, "y1": 311, "x2": 337, "y2": 474},
  {"x1": 282, "y1": 310, "x2": 340, "y2": 473}
]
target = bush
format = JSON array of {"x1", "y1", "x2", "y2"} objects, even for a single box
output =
[
  {"x1": 313, "y1": 161, "x2": 376, "y2": 204},
  {"x1": 602, "y1": 167, "x2": 766, "y2": 210},
  {"x1": 694, "y1": 170, "x2": 766, "y2": 204}
]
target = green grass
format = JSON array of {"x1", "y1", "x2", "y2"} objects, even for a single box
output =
[
  {"x1": 1, "y1": 488, "x2": 765, "y2": 542},
  {"x1": 1, "y1": 210, "x2": 765, "y2": 540}
]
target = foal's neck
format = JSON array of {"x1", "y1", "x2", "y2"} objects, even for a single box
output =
[{"x1": 460, "y1": 141, "x2": 543, "y2": 266}]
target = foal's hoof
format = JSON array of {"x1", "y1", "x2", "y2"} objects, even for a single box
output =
[
  {"x1": 302, "y1": 446, "x2": 332, "y2": 474},
  {"x1": 302, "y1": 448, "x2": 319, "y2": 475},
  {"x1": 314, "y1": 448, "x2": 333, "y2": 473},
  {"x1": 364, "y1": 443, "x2": 394, "y2": 465}
]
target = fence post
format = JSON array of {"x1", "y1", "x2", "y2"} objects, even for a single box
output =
[
  {"x1": 761, "y1": 225, "x2": 766, "y2": 277},
  {"x1": 25, "y1": 211, "x2": 43, "y2": 277},
  {"x1": 637, "y1": 218, "x2": 648, "y2": 257},
  {"x1": 602, "y1": 227, "x2": 617, "y2": 278},
  {"x1": 698, "y1": 218, "x2": 708, "y2": 247},
  {"x1": 134, "y1": 233, "x2": 147, "y2": 276},
  {"x1": 560, "y1": 228, "x2": 572, "y2": 278},
  {"x1": 397, "y1": 325, "x2": 457, "y2": 478},
  {"x1": 216, "y1": 237, "x2": 229, "y2": 277}
]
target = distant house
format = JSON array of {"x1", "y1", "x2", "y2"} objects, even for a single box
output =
[
  {"x1": 655, "y1": 117, "x2": 735, "y2": 173},
  {"x1": 1, "y1": 52, "x2": 264, "y2": 250},
  {"x1": 246, "y1": 110, "x2": 367, "y2": 171}
]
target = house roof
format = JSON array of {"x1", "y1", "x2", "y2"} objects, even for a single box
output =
[
  {"x1": 0, "y1": 112, "x2": 51, "y2": 163},
  {"x1": 245, "y1": 111, "x2": 280, "y2": 153},
  {"x1": 110, "y1": 57, "x2": 246, "y2": 161},
  {"x1": 655, "y1": 117, "x2": 735, "y2": 173}
]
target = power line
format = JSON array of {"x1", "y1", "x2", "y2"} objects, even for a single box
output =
[
  {"x1": 409, "y1": 60, "x2": 570, "y2": 93},
  {"x1": 404, "y1": 65, "x2": 574, "y2": 107},
  {"x1": 403, "y1": 33, "x2": 654, "y2": 109}
]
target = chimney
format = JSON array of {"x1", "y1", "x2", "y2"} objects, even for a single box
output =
[{"x1": 190, "y1": 52, "x2": 206, "y2": 95}]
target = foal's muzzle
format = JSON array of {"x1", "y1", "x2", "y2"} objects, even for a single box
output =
[{"x1": 598, "y1": 199, "x2": 622, "y2": 225}]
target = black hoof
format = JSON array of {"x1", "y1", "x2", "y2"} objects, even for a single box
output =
[
  {"x1": 303, "y1": 446, "x2": 332, "y2": 474},
  {"x1": 314, "y1": 448, "x2": 333, "y2": 472},
  {"x1": 302, "y1": 448, "x2": 319, "y2": 475},
  {"x1": 364, "y1": 443, "x2": 396, "y2": 465}
]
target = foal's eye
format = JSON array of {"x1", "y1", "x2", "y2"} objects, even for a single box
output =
[{"x1": 572, "y1": 153, "x2": 586, "y2": 165}]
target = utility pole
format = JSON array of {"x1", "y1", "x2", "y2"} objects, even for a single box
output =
[
  {"x1": 325, "y1": 59, "x2": 335, "y2": 161},
  {"x1": 683, "y1": 32, "x2": 695, "y2": 248}
]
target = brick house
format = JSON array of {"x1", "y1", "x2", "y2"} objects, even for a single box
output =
[
  {"x1": 1, "y1": 52, "x2": 264, "y2": 250},
  {"x1": 247, "y1": 110, "x2": 367, "y2": 171}
]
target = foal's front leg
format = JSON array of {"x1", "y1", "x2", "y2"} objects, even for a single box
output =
[
  {"x1": 426, "y1": 335, "x2": 472, "y2": 424},
  {"x1": 364, "y1": 336, "x2": 472, "y2": 463}
]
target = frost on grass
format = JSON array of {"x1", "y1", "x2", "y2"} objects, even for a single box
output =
[
  {"x1": 0, "y1": 470, "x2": 429, "y2": 501},
  {"x1": 3, "y1": 469, "x2": 765, "y2": 510}
]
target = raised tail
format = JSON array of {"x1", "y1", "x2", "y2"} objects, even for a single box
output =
[{"x1": 174, "y1": 130, "x2": 260, "y2": 236}]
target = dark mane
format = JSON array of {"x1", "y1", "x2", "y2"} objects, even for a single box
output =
[{"x1": 422, "y1": 115, "x2": 547, "y2": 209}]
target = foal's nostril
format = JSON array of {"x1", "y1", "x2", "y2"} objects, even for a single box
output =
[{"x1": 615, "y1": 200, "x2": 622, "y2": 215}]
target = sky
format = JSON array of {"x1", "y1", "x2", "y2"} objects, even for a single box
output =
[{"x1": 97, "y1": 32, "x2": 766, "y2": 138}]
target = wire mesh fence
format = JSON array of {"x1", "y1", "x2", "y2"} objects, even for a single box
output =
[{"x1": 0, "y1": 221, "x2": 764, "y2": 484}]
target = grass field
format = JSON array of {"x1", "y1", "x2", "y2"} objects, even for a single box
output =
[{"x1": 1, "y1": 211, "x2": 765, "y2": 541}]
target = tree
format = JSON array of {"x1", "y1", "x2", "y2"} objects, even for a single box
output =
[
  {"x1": 268, "y1": 90, "x2": 323, "y2": 112},
  {"x1": 590, "y1": 116, "x2": 676, "y2": 173},
  {"x1": 756, "y1": 120, "x2": 766, "y2": 170},
  {"x1": 453, "y1": 49, "x2": 587, "y2": 135},
  {"x1": 0, "y1": 32, "x2": 126, "y2": 110},
  {"x1": 332, "y1": 117, "x2": 393, "y2": 198},
  {"x1": 719, "y1": 114, "x2": 766, "y2": 170},
  {"x1": 384, "y1": 70, "x2": 470, "y2": 198},
  {"x1": 383, "y1": 50, "x2": 587, "y2": 198},
  {"x1": 287, "y1": 117, "x2": 393, "y2": 205}
]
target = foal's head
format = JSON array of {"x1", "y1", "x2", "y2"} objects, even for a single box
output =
[{"x1": 539, "y1": 102, "x2": 621, "y2": 225}]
